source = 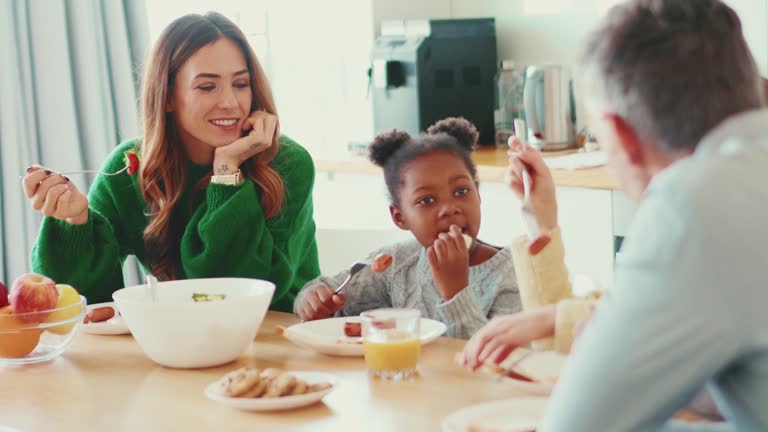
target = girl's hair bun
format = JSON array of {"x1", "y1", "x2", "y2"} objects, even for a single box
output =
[
  {"x1": 369, "y1": 129, "x2": 411, "y2": 167},
  {"x1": 427, "y1": 117, "x2": 479, "y2": 150}
]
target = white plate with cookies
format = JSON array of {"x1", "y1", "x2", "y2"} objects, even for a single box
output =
[{"x1": 205, "y1": 368, "x2": 337, "y2": 412}]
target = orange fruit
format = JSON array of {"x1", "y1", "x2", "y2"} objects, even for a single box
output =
[{"x1": 0, "y1": 306, "x2": 42, "y2": 358}]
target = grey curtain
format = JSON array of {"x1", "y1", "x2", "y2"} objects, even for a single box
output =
[{"x1": 0, "y1": 0, "x2": 148, "y2": 287}]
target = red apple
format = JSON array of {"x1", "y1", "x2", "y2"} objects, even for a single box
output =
[
  {"x1": 0, "y1": 280, "x2": 8, "y2": 308},
  {"x1": 9, "y1": 273, "x2": 58, "y2": 323}
]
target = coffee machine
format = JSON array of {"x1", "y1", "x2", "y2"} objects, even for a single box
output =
[{"x1": 370, "y1": 19, "x2": 497, "y2": 145}]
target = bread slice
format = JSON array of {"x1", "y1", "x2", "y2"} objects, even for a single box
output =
[{"x1": 463, "y1": 348, "x2": 565, "y2": 384}]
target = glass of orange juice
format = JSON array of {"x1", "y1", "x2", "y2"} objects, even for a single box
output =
[{"x1": 361, "y1": 308, "x2": 420, "y2": 380}]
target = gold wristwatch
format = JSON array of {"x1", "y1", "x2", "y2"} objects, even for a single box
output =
[{"x1": 210, "y1": 169, "x2": 244, "y2": 186}]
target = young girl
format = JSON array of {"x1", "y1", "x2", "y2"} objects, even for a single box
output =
[
  {"x1": 294, "y1": 118, "x2": 521, "y2": 338},
  {"x1": 21, "y1": 12, "x2": 319, "y2": 312}
]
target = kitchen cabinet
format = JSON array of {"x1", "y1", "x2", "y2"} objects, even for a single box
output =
[
  {"x1": 476, "y1": 182, "x2": 616, "y2": 291},
  {"x1": 557, "y1": 187, "x2": 614, "y2": 291},
  {"x1": 313, "y1": 172, "x2": 411, "y2": 274}
]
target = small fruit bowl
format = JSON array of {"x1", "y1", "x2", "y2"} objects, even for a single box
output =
[{"x1": 0, "y1": 295, "x2": 86, "y2": 366}]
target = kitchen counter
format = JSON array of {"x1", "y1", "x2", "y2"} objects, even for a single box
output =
[{"x1": 315, "y1": 147, "x2": 620, "y2": 190}]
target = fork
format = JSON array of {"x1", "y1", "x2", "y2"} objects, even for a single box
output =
[
  {"x1": 19, "y1": 165, "x2": 128, "y2": 180},
  {"x1": 58, "y1": 166, "x2": 130, "y2": 177},
  {"x1": 333, "y1": 260, "x2": 371, "y2": 294},
  {"x1": 514, "y1": 119, "x2": 551, "y2": 255}
]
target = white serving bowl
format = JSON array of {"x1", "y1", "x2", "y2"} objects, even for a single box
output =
[{"x1": 112, "y1": 278, "x2": 274, "y2": 369}]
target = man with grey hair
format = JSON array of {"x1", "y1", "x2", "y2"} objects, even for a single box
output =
[
  {"x1": 464, "y1": 0, "x2": 767, "y2": 431},
  {"x1": 543, "y1": 0, "x2": 766, "y2": 430}
]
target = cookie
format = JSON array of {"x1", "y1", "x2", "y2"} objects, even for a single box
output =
[
  {"x1": 260, "y1": 368, "x2": 283, "y2": 383},
  {"x1": 213, "y1": 368, "x2": 332, "y2": 399},
  {"x1": 264, "y1": 373, "x2": 297, "y2": 398},
  {"x1": 241, "y1": 379, "x2": 268, "y2": 398},
  {"x1": 290, "y1": 380, "x2": 309, "y2": 396},
  {"x1": 214, "y1": 368, "x2": 261, "y2": 397},
  {"x1": 211, "y1": 369, "x2": 242, "y2": 396}
]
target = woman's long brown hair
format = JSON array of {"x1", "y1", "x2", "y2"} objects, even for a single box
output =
[{"x1": 137, "y1": 12, "x2": 284, "y2": 280}]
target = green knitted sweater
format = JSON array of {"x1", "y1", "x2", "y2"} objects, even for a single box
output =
[{"x1": 31, "y1": 136, "x2": 320, "y2": 312}]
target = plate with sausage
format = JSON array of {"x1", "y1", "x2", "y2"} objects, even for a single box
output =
[
  {"x1": 80, "y1": 302, "x2": 130, "y2": 335},
  {"x1": 278, "y1": 316, "x2": 447, "y2": 357}
]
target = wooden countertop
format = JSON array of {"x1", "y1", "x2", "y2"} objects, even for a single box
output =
[{"x1": 315, "y1": 147, "x2": 620, "y2": 191}]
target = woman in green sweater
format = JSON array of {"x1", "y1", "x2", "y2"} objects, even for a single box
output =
[{"x1": 20, "y1": 12, "x2": 319, "y2": 312}]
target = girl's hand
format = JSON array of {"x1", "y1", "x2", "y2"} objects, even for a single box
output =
[
  {"x1": 506, "y1": 136, "x2": 558, "y2": 232},
  {"x1": 22, "y1": 166, "x2": 89, "y2": 225},
  {"x1": 427, "y1": 225, "x2": 470, "y2": 301},
  {"x1": 460, "y1": 305, "x2": 556, "y2": 371},
  {"x1": 213, "y1": 111, "x2": 278, "y2": 175},
  {"x1": 297, "y1": 285, "x2": 346, "y2": 322}
]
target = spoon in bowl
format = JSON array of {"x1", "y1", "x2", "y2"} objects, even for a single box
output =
[{"x1": 147, "y1": 274, "x2": 159, "y2": 303}]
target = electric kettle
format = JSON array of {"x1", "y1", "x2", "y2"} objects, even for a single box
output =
[{"x1": 523, "y1": 65, "x2": 577, "y2": 151}]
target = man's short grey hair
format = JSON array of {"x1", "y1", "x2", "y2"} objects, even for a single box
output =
[{"x1": 580, "y1": 0, "x2": 765, "y2": 153}]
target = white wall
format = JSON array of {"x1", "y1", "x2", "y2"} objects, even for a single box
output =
[
  {"x1": 144, "y1": 0, "x2": 767, "y2": 155},
  {"x1": 373, "y1": 0, "x2": 768, "y2": 73},
  {"x1": 146, "y1": 0, "x2": 375, "y2": 158},
  {"x1": 372, "y1": 0, "x2": 451, "y2": 26},
  {"x1": 728, "y1": 0, "x2": 768, "y2": 73},
  {"x1": 266, "y1": 1, "x2": 374, "y2": 158}
]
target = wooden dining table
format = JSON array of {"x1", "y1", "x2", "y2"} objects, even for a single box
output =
[{"x1": 1, "y1": 311, "x2": 550, "y2": 432}]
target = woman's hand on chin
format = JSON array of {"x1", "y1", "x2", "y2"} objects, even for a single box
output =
[{"x1": 213, "y1": 111, "x2": 278, "y2": 174}]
